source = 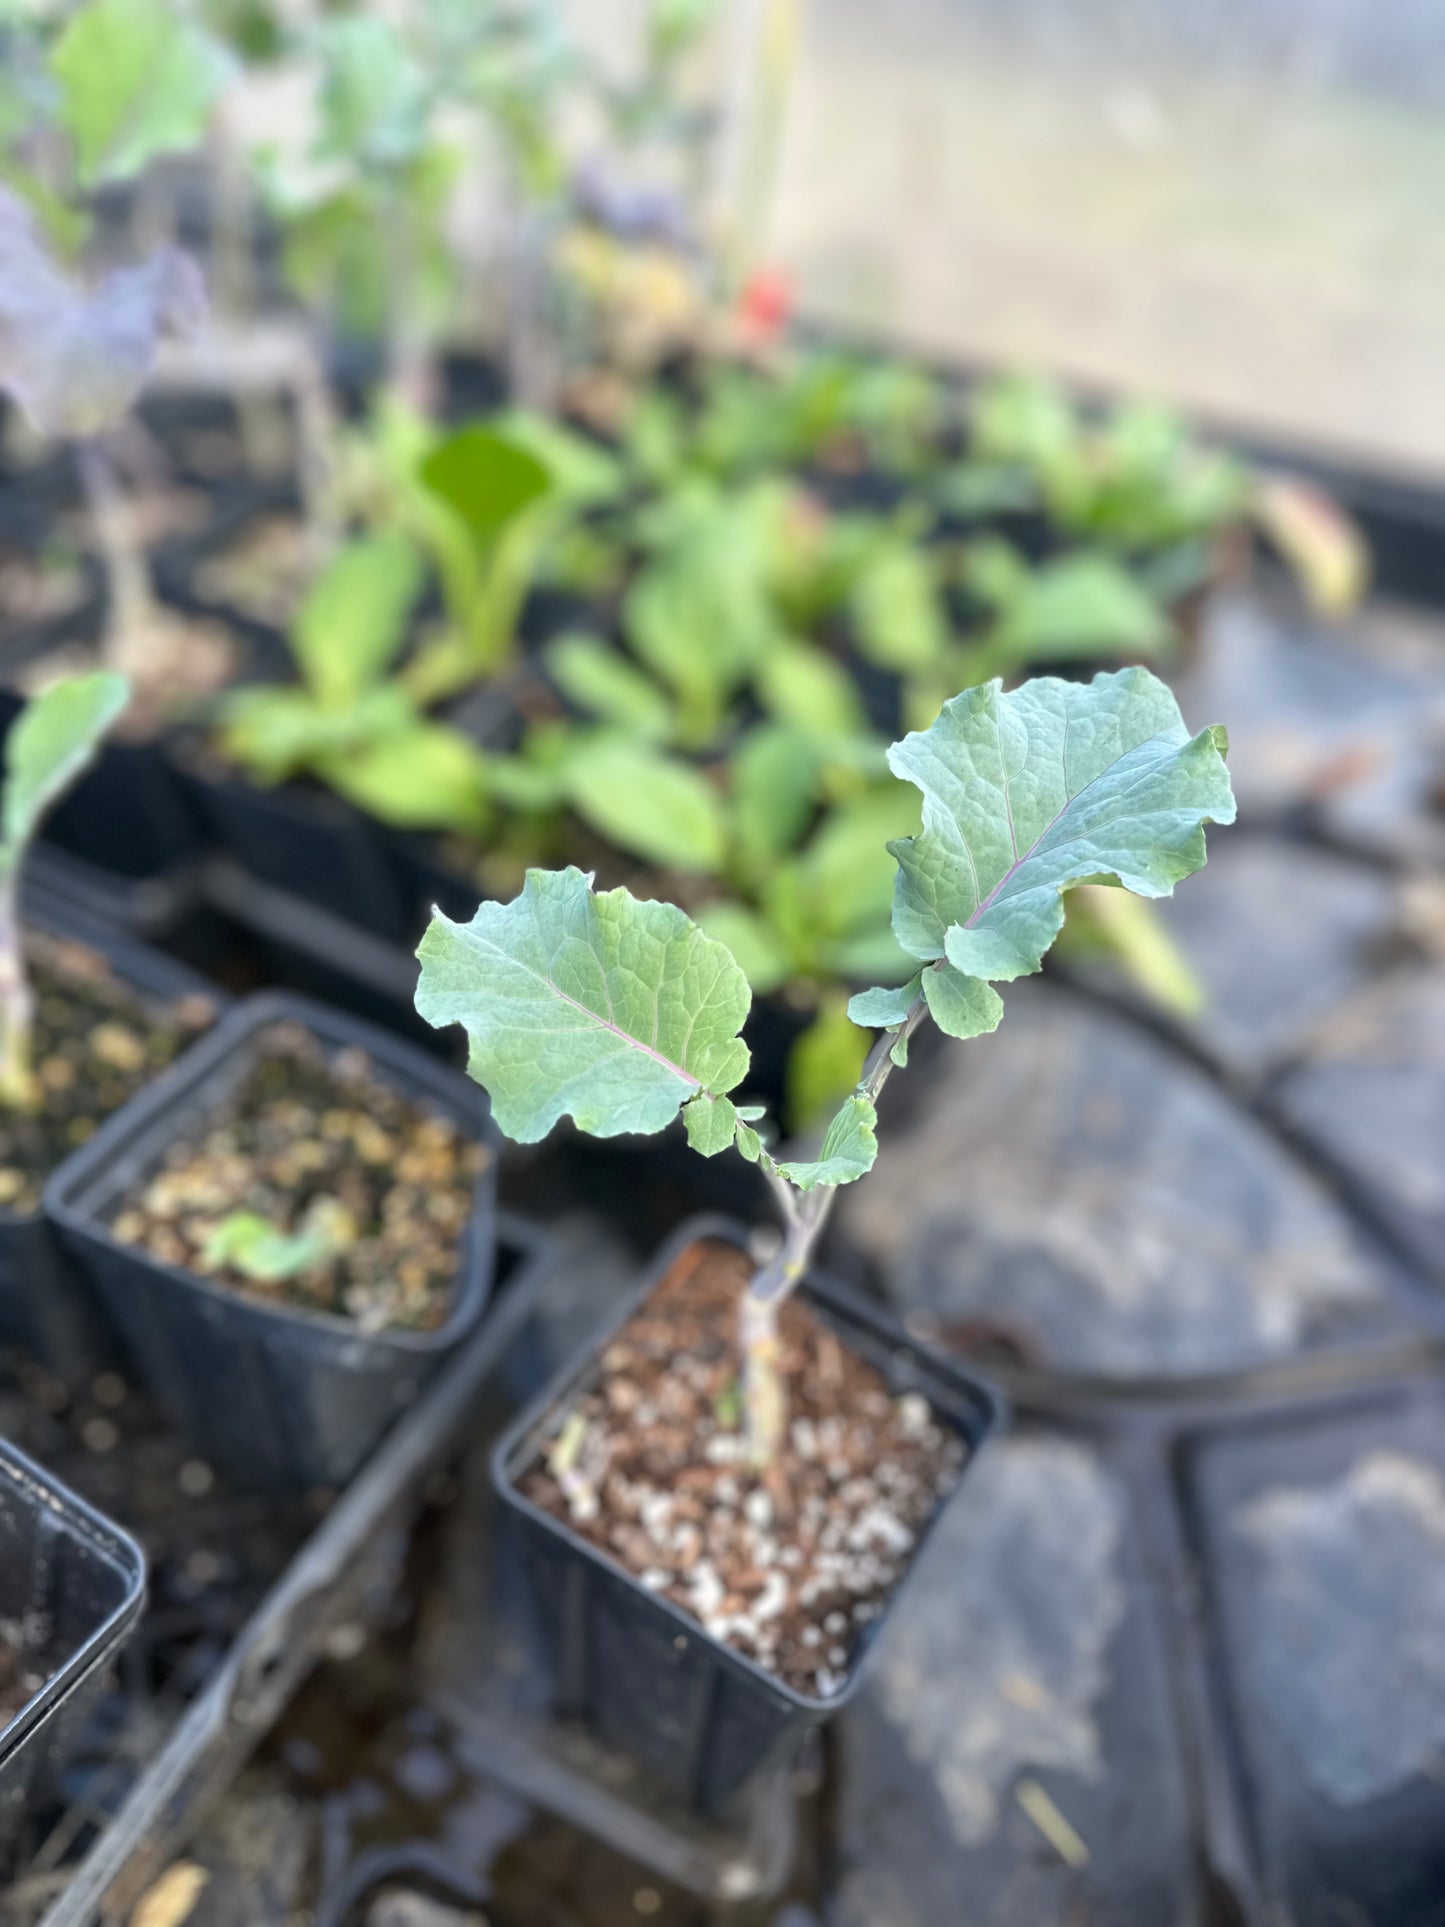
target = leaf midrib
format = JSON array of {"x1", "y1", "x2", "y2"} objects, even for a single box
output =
[
  {"x1": 462, "y1": 924, "x2": 701, "y2": 1090},
  {"x1": 964, "y1": 731, "x2": 1177, "y2": 929}
]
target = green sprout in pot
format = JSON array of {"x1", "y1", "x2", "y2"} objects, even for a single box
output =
[
  {"x1": 0, "y1": 673, "x2": 130, "y2": 1109},
  {"x1": 416, "y1": 664, "x2": 1235, "y2": 1463},
  {"x1": 213, "y1": 531, "x2": 490, "y2": 837}
]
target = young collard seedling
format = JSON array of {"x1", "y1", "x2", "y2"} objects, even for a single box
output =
[
  {"x1": 0, "y1": 672, "x2": 130, "y2": 1108},
  {"x1": 417, "y1": 664, "x2": 1236, "y2": 1460}
]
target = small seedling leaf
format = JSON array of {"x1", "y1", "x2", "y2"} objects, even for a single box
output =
[
  {"x1": 415, "y1": 866, "x2": 751, "y2": 1142},
  {"x1": 291, "y1": 533, "x2": 423, "y2": 709},
  {"x1": 562, "y1": 735, "x2": 728, "y2": 874},
  {"x1": 683, "y1": 1090, "x2": 738, "y2": 1157},
  {"x1": 419, "y1": 425, "x2": 553, "y2": 550},
  {"x1": 1, "y1": 671, "x2": 129, "y2": 872},
  {"x1": 545, "y1": 633, "x2": 674, "y2": 740},
  {"x1": 846, "y1": 976, "x2": 922, "y2": 1031},
  {"x1": 775, "y1": 1093, "x2": 878, "y2": 1191}
]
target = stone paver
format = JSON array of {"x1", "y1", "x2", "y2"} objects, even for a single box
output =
[
  {"x1": 839, "y1": 982, "x2": 1392, "y2": 1379},
  {"x1": 837, "y1": 1434, "x2": 1199, "y2": 1927},
  {"x1": 1147, "y1": 833, "x2": 1401, "y2": 1082},
  {"x1": 1273, "y1": 966, "x2": 1445, "y2": 1284},
  {"x1": 1183, "y1": 1383, "x2": 1445, "y2": 1927},
  {"x1": 1172, "y1": 589, "x2": 1445, "y2": 857}
]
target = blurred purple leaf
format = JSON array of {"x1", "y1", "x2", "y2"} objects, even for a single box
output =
[{"x1": 0, "y1": 190, "x2": 205, "y2": 439}]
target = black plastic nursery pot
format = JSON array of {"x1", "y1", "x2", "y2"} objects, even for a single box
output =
[
  {"x1": 491, "y1": 1215, "x2": 1005, "y2": 1820},
  {"x1": 45, "y1": 992, "x2": 501, "y2": 1493},
  {"x1": 0, "y1": 894, "x2": 226, "y2": 1382},
  {"x1": 0, "y1": 1441, "x2": 146, "y2": 1849},
  {"x1": 181, "y1": 756, "x2": 418, "y2": 942}
]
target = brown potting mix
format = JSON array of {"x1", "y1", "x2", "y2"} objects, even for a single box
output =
[
  {"x1": 108, "y1": 1022, "x2": 490, "y2": 1331},
  {"x1": 0, "y1": 935, "x2": 217, "y2": 1217},
  {"x1": 520, "y1": 1238, "x2": 967, "y2": 1697}
]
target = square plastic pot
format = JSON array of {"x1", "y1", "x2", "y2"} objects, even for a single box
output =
[
  {"x1": 180, "y1": 758, "x2": 416, "y2": 942},
  {"x1": 0, "y1": 1441, "x2": 146, "y2": 1849},
  {"x1": 491, "y1": 1214, "x2": 1004, "y2": 1819},
  {"x1": 0, "y1": 893, "x2": 227, "y2": 1382},
  {"x1": 45, "y1": 992, "x2": 501, "y2": 1493}
]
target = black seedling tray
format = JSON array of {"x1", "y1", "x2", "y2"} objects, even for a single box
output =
[
  {"x1": 0, "y1": 1443, "x2": 146, "y2": 1858},
  {"x1": 46, "y1": 992, "x2": 502, "y2": 1493},
  {"x1": 0, "y1": 1213, "x2": 556, "y2": 1927}
]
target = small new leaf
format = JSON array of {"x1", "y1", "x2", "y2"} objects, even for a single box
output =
[
  {"x1": 683, "y1": 1091, "x2": 738, "y2": 1157},
  {"x1": 846, "y1": 976, "x2": 921, "y2": 1030},
  {"x1": 888, "y1": 667, "x2": 1235, "y2": 982},
  {"x1": 415, "y1": 867, "x2": 752, "y2": 1142},
  {"x1": 1, "y1": 671, "x2": 129, "y2": 875},
  {"x1": 775, "y1": 1094, "x2": 878, "y2": 1191}
]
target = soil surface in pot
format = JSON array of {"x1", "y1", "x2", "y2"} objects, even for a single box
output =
[
  {"x1": 0, "y1": 934, "x2": 218, "y2": 1216},
  {"x1": 18, "y1": 604, "x2": 243, "y2": 740},
  {"x1": 0, "y1": 542, "x2": 90, "y2": 639},
  {"x1": 192, "y1": 512, "x2": 313, "y2": 628},
  {"x1": 520, "y1": 1238, "x2": 967, "y2": 1697},
  {"x1": 108, "y1": 1021, "x2": 489, "y2": 1331}
]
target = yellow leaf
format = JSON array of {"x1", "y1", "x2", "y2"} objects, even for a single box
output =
[
  {"x1": 129, "y1": 1862, "x2": 209, "y2": 1927},
  {"x1": 1253, "y1": 474, "x2": 1369, "y2": 618}
]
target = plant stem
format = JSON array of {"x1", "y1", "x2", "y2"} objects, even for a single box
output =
[
  {"x1": 738, "y1": 986, "x2": 931, "y2": 1464},
  {"x1": 0, "y1": 876, "x2": 36, "y2": 1111},
  {"x1": 76, "y1": 439, "x2": 155, "y2": 681}
]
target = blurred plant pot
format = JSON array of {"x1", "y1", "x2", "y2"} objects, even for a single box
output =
[
  {"x1": 0, "y1": 1440, "x2": 146, "y2": 1855},
  {"x1": 491, "y1": 1215, "x2": 1003, "y2": 1819},
  {"x1": 47, "y1": 993, "x2": 501, "y2": 1493},
  {"x1": 0, "y1": 895, "x2": 225, "y2": 1383}
]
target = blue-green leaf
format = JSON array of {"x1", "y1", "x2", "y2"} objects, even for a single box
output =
[
  {"x1": 415, "y1": 867, "x2": 751, "y2": 1143},
  {"x1": 846, "y1": 976, "x2": 922, "y2": 1030},
  {"x1": 683, "y1": 1090, "x2": 738, "y2": 1157},
  {"x1": 775, "y1": 1094, "x2": 878, "y2": 1190},
  {"x1": 887, "y1": 667, "x2": 1235, "y2": 983}
]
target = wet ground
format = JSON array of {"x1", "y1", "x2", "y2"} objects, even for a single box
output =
[{"x1": 10, "y1": 576, "x2": 1445, "y2": 1926}]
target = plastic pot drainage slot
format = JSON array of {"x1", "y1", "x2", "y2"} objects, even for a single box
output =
[{"x1": 45, "y1": 991, "x2": 501, "y2": 1493}]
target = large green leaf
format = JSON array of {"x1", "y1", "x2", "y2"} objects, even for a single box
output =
[
  {"x1": 1, "y1": 671, "x2": 128, "y2": 872},
  {"x1": 51, "y1": 0, "x2": 231, "y2": 187},
  {"x1": 291, "y1": 534, "x2": 423, "y2": 709},
  {"x1": 414, "y1": 867, "x2": 752, "y2": 1142},
  {"x1": 887, "y1": 667, "x2": 1235, "y2": 983},
  {"x1": 562, "y1": 736, "x2": 727, "y2": 874},
  {"x1": 419, "y1": 426, "x2": 553, "y2": 551}
]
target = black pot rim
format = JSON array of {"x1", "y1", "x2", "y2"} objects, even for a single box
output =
[
  {"x1": 44, "y1": 989, "x2": 500, "y2": 1352},
  {"x1": 0, "y1": 1439, "x2": 147, "y2": 1770},
  {"x1": 491, "y1": 1209, "x2": 1006, "y2": 1717}
]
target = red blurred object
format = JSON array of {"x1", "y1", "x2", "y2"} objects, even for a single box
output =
[{"x1": 736, "y1": 266, "x2": 793, "y2": 348}]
